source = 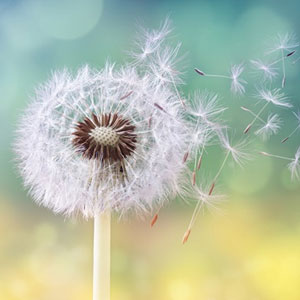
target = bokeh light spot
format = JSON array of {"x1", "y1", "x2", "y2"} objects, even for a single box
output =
[{"x1": 29, "y1": 0, "x2": 103, "y2": 40}]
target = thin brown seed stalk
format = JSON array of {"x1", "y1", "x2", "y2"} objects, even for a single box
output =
[
  {"x1": 150, "y1": 214, "x2": 158, "y2": 227},
  {"x1": 183, "y1": 152, "x2": 189, "y2": 163},
  {"x1": 182, "y1": 229, "x2": 191, "y2": 244},
  {"x1": 197, "y1": 154, "x2": 203, "y2": 170},
  {"x1": 192, "y1": 171, "x2": 196, "y2": 186},
  {"x1": 120, "y1": 91, "x2": 133, "y2": 100}
]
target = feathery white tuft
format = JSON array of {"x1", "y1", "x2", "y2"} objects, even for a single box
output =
[
  {"x1": 257, "y1": 88, "x2": 292, "y2": 108},
  {"x1": 230, "y1": 64, "x2": 247, "y2": 95},
  {"x1": 218, "y1": 131, "x2": 250, "y2": 166},
  {"x1": 255, "y1": 114, "x2": 281, "y2": 140},
  {"x1": 250, "y1": 59, "x2": 278, "y2": 81},
  {"x1": 267, "y1": 33, "x2": 299, "y2": 54},
  {"x1": 293, "y1": 111, "x2": 300, "y2": 124},
  {"x1": 288, "y1": 147, "x2": 300, "y2": 180}
]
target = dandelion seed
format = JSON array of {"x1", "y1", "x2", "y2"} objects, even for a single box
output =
[
  {"x1": 196, "y1": 154, "x2": 203, "y2": 170},
  {"x1": 230, "y1": 64, "x2": 247, "y2": 95},
  {"x1": 120, "y1": 91, "x2": 133, "y2": 100},
  {"x1": 183, "y1": 151, "x2": 189, "y2": 163},
  {"x1": 131, "y1": 18, "x2": 172, "y2": 62},
  {"x1": 281, "y1": 111, "x2": 300, "y2": 143},
  {"x1": 182, "y1": 131, "x2": 248, "y2": 243},
  {"x1": 194, "y1": 68, "x2": 205, "y2": 76},
  {"x1": 218, "y1": 131, "x2": 250, "y2": 166},
  {"x1": 192, "y1": 171, "x2": 196, "y2": 186},
  {"x1": 243, "y1": 88, "x2": 290, "y2": 134},
  {"x1": 150, "y1": 213, "x2": 159, "y2": 227},
  {"x1": 255, "y1": 114, "x2": 281, "y2": 141},
  {"x1": 250, "y1": 59, "x2": 278, "y2": 81},
  {"x1": 188, "y1": 91, "x2": 227, "y2": 123},
  {"x1": 186, "y1": 91, "x2": 227, "y2": 155},
  {"x1": 258, "y1": 88, "x2": 291, "y2": 107},
  {"x1": 154, "y1": 102, "x2": 166, "y2": 112},
  {"x1": 287, "y1": 50, "x2": 296, "y2": 57},
  {"x1": 268, "y1": 33, "x2": 299, "y2": 54},
  {"x1": 260, "y1": 147, "x2": 300, "y2": 180},
  {"x1": 208, "y1": 182, "x2": 215, "y2": 196},
  {"x1": 182, "y1": 181, "x2": 223, "y2": 243},
  {"x1": 267, "y1": 33, "x2": 299, "y2": 87},
  {"x1": 182, "y1": 228, "x2": 191, "y2": 244},
  {"x1": 194, "y1": 64, "x2": 247, "y2": 95},
  {"x1": 288, "y1": 147, "x2": 300, "y2": 179}
]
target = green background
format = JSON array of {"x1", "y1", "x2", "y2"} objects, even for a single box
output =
[{"x1": 1, "y1": 0, "x2": 299, "y2": 299}]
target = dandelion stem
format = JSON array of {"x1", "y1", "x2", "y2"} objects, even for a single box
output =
[{"x1": 93, "y1": 211, "x2": 111, "y2": 300}]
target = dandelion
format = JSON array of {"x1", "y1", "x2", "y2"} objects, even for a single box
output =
[
  {"x1": 194, "y1": 63, "x2": 247, "y2": 95},
  {"x1": 243, "y1": 88, "x2": 291, "y2": 134},
  {"x1": 281, "y1": 111, "x2": 300, "y2": 143},
  {"x1": 15, "y1": 22, "x2": 201, "y2": 300},
  {"x1": 255, "y1": 114, "x2": 281, "y2": 140},
  {"x1": 267, "y1": 33, "x2": 299, "y2": 87},
  {"x1": 260, "y1": 147, "x2": 300, "y2": 180}
]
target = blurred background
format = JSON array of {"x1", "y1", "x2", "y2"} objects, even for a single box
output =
[{"x1": 1, "y1": 0, "x2": 300, "y2": 299}]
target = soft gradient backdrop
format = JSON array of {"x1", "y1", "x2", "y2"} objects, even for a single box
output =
[{"x1": 1, "y1": 0, "x2": 300, "y2": 299}]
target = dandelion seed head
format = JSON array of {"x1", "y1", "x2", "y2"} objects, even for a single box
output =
[{"x1": 15, "y1": 24, "x2": 195, "y2": 218}]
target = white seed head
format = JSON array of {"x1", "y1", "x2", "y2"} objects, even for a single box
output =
[{"x1": 14, "y1": 24, "x2": 196, "y2": 218}]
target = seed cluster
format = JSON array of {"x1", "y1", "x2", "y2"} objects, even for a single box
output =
[{"x1": 72, "y1": 113, "x2": 137, "y2": 162}]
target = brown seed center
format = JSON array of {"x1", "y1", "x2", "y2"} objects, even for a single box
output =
[
  {"x1": 72, "y1": 113, "x2": 137, "y2": 162},
  {"x1": 89, "y1": 126, "x2": 119, "y2": 146}
]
